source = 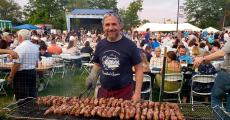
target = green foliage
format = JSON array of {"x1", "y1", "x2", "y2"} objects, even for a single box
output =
[
  {"x1": 66, "y1": 0, "x2": 117, "y2": 12},
  {"x1": 24, "y1": 0, "x2": 67, "y2": 30},
  {"x1": 141, "y1": 19, "x2": 150, "y2": 24},
  {"x1": 0, "y1": 0, "x2": 22, "y2": 24},
  {"x1": 184, "y1": 0, "x2": 230, "y2": 29},
  {"x1": 87, "y1": 0, "x2": 118, "y2": 9},
  {"x1": 65, "y1": 0, "x2": 89, "y2": 12},
  {"x1": 119, "y1": 0, "x2": 143, "y2": 30}
]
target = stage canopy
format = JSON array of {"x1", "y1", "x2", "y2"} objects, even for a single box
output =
[
  {"x1": 203, "y1": 27, "x2": 220, "y2": 33},
  {"x1": 66, "y1": 9, "x2": 113, "y2": 31},
  {"x1": 135, "y1": 23, "x2": 202, "y2": 32}
]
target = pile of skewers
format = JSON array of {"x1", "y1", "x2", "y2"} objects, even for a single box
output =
[{"x1": 37, "y1": 96, "x2": 185, "y2": 120}]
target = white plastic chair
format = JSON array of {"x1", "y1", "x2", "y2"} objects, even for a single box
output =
[
  {"x1": 133, "y1": 74, "x2": 152, "y2": 101},
  {"x1": 159, "y1": 73, "x2": 183, "y2": 103},
  {"x1": 190, "y1": 74, "x2": 216, "y2": 105}
]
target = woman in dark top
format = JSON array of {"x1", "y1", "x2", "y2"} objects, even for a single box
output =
[{"x1": 80, "y1": 41, "x2": 94, "y2": 55}]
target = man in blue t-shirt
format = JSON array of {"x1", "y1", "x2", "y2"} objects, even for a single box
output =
[
  {"x1": 177, "y1": 45, "x2": 193, "y2": 64},
  {"x1": 85, "y1": 13, "x2": 143, "y2": 101},
  {"x1": 145, "y1": 28, "x2": 150, "y2": 44},
  {"x1": 151, "y1": 39, "x2": 160, "y2": 50}
]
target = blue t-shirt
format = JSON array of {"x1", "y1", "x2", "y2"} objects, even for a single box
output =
[
  {"x1": 93, "y1": 36, "x2": 141, "y2": 90},
  {"x1": 178, "y1": 55, "x2": 193, "y2": 64},
  {"x1": 145, "y1": 33, "x2": 150, "y2": 43},
  {"x1": 203, "y1": 31, "x2": 208, "y2": 39},
  {"x1": 151, "y1": 41, "x2": 160, "y2": 50},
  {"x1": 208, "y1": 35, "x2": 214, "y2": 44},
  {"x1": 184, "y1": 31, "x2": 189, "y2": 38}
]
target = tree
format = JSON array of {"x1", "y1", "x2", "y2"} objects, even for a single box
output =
[
  {"x1": 24, "y1": 0, "x2": 67, "y2": 30},
  {"x1": 119, "y1": 0, "x2": 143, "y2": 30},
  {"x1": 184, "y1": 0, "x2": 230, "y2": 29},
  {"x1": 66, "y1": 0, "x2": 89, "y2": 12},
  {"x1": 0, "y1": 0, "x2": 22, "y2": 24},
  {"x1": 87, "y1": 0, "x2": 117, "y2": 9}
]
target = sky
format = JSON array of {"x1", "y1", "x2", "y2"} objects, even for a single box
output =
[{"x1": 15, "y1": 0, "x2": 186, "y2": 23}]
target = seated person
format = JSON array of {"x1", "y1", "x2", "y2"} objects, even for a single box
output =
[
  {"x1": 150, "y1": 47, "x2": 163, "y2": 71},
  {"x1": 144, "y1": 46, "x2": 152, "y2": 62},
  {"x1": 193, "y1": 52, "x2": 217, "y2": 102},
  {"x1": 39, "y1": 45, "x2": 52, "y2": 60},
  {"x1": 38, "y1": 45, "x2": 52, "y2": 91},
  {"x1": 141, "y1": 51, "x2": 150, "y2": 73},
  {"x1": 177, "y1": 45, "x2": 193, "y2": 64},
  {"x1": 191, "y1": 44, "x2": 201, "y2": 57},
  {"x1": 156, "y1": 51, "x2": 181, "y2": 91},
  {"x1": 62, "y1": 39, "x2": 79, "y2": 55},
  {"x1": 80, "y1": 41, "x2": 94, "y2": 62},
  {"x1": 80, "y1": 41, "x2": 94, "y2": 55},
  {"x1": 48, "y1": 39, "x2": 62, "y2": 55},
  {"x1": 210, "y1": 41, "x2": 221, "y2": 53}
]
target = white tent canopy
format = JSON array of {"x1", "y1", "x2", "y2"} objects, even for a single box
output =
[
  {"x1": 135, "y1": 23, "x2": 202, "y2": 32},
  {"x1": 203, "y1": 27, "x2": 220, "y2": 33}
]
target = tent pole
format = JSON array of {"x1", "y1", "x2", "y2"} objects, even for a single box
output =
[{"x1": 176, "y1": 0, "x2": 179, "y2": 37}]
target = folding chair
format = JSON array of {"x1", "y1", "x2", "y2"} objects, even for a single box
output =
[
  {"x1": 133, "y1": 74, "x2": 152, "y2": 101},
  {"x1": 52, "y1": 56, "x2": 66, "y2": 79},
  {"x1": 80, "y1": 53, "x2": 93, "y2": 76},
  {"x1": 190, "y1": 75, "x2": 215, "y2": 105},
  {"x1": 159, "y1": 73, "x2": 183, "y2": 103}
]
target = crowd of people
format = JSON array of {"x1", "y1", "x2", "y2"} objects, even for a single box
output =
[{"x1": 1, "y1": 12, "x2": 230, "y2": 112}]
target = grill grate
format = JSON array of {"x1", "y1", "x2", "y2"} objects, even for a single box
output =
[
  {"x1": 179, "y1": 104, "x2": 214, "y2": 120},
  {"x1": 5, "y1": 98, "x2": 216, "y2": 120}
]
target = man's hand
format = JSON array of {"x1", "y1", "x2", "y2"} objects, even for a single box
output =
[
  {"x1": 85, "y1": 64, "x2": 101, "y2": 89},
  {"x1": 193, "y1": 57, "x2": 204, "y2": 68},
  {"x1": 132, "y1": 92, "x2": 141, "y2": 102},
  {"x1": 8, "y1": 50, "x2": 18, "y2": 59},
  {"x1": 85, "y1": 77, "x2": 95, "y2": 89}
]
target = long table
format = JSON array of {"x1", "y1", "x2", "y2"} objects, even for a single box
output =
[{"x1": 0, "y1": 62, "x2": 53, "y2": 72}]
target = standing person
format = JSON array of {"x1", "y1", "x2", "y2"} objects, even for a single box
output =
[
  {"x1": 85, "y1": 12, "x2": 143, "y2": 101},
  {"x1": 145, "y1": 28, "x2": 150, "y2": 44},
  {"x1": 194, "y1": 35, "x2": 230, "y2": 112},
  {"x1": 7, "y1": 29, "x2": 39, "y2": 101},
  {"x1": 2, "y1": 32, "x2": 13, "y2": 44}
]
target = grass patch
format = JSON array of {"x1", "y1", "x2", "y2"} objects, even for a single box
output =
[{"x1": 0, "y1": 68, "x2": 88, "y2": 109}]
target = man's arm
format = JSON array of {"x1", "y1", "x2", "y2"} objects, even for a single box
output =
[
  {"x1": 204, "y1": 50, "x2": 225, "y2": 61},
  {"x1": 0, "y1": 49, "x2": 18, "y2": 59},
  {"x1": 194, "y1": 50, "x2": 225, "y2": 68},
  {"x1": 132, "y1": 63, "x2": 143, "y2": 101},
  {"x1": 8, "y1": 63, "x2": 20, "y2": 84}
]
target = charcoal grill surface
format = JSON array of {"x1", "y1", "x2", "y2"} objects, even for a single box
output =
[
  {"x1": 179, "y1": 104, "x2": 215, "y2": 120},
  {"x1": 4, "y1": 98, "x2": 216, "y2": 120}
]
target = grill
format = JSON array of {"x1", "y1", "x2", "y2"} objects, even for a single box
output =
[{"x1": 3, "y1": 97, "x2": 218, "y2": 120}]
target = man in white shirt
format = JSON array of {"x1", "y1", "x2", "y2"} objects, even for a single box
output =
[
  {"x1": 8, "y1": 29, "x2": 39, "y2": 101},
  {"x1": 150, "y1": 47, "x2": 163, "y2": 71}
]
